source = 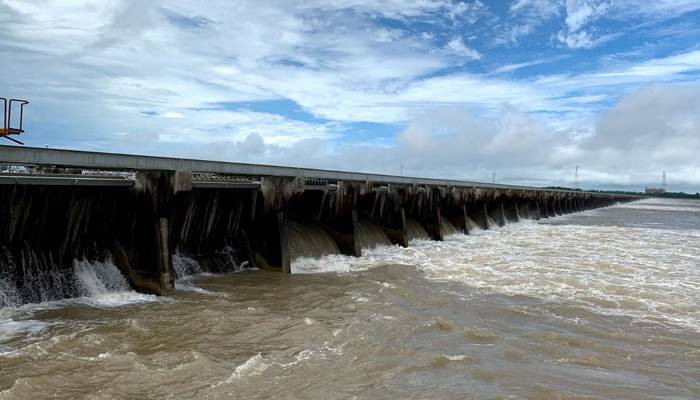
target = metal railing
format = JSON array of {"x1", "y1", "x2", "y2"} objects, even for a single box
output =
[{"x1": 1, "y1": 98, "x2": 29, "y2": 144}]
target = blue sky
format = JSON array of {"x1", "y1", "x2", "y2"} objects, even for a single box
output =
[{"x1": 1, "y1": 0, "x2": 699, "y2": 191}]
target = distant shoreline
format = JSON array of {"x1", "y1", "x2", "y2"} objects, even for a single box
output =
[{"x1": 544, "y1": 187, "x2": 700, "y2": 200}]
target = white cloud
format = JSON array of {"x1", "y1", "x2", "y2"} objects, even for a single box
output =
[
  {"x1": 593, "y1": 50, "x2": 700, "y2": 79},
  {"x1": 162, "y1": 111, "x2": 186, "y2": 119},
  {"x1": 510, "y1": 0, "x2": 562, "y2": 18},
  {"x1": 1, "y1": 0, "x2": 699, "y2": 190},
  {"x1": 505, "y1": 0, "x2": 561, "y2": 43},
  {"x1": 564, "y1": 0, "x2": 610, "y2": 31},
  {"x1": 445, "y1": 0, "x2": 489, "y2": 24},
  {"x1": 614, "y1": 0, "x2": 700, "y2": 18},
  {"x1": 488, "y1": 58, "x2": 553, "y2": 75},
  {"x1": 557, "y1": 30, "x2": 598, "y2": 49},
  {"x1": 444, "y1": 37, "x2": 482, "y2": 60},
  {"x1": 504, "y1": 0, "x2": 699, "y2": 46},
  {"x1": 185, "y1": 83, "x2": 700, "y2": 190},
  {"x1": 555, "y1": 0, "x2": 612, "y2": 49}
]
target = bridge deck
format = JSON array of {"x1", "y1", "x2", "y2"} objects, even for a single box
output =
[{"x1": 0, "y1": 145, "x2": 607, "y2": 195}]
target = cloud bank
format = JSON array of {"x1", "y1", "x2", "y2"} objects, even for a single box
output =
[{"x1": 0, "y1": 0, "x2": 699, "y2": 191}]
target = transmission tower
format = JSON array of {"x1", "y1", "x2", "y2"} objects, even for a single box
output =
[
  {"x1": 492, "y1": 171, "x2": 496, "y2": 183},
  {"x1": 662, "y1": 171, "x2": 667, "y2": 189},
  {"x1": 575, "y1": 166, "x2": 579, "y2": 189}
]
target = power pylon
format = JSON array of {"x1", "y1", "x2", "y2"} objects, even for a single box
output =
[{"x1": 662, "y1": 171, "x2": 667, "y2": 190}]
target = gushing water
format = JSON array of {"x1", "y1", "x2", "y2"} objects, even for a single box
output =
[
  {"x1": 357, "y1": 218, "x2": 391, "y2": 249},
  {"x1": 0, "y1": 254, "x2": 138, "y2": 308},
  {"x1": 405, "y1": 218, "x2": 430, "y2": 240},
  {"x1": 1, "y1": 198, "x2": 699, "y2": 400},
  {"x1": 288, "y1": 221, "x2": 340, "y2": 260},
  {"x1": 73, "y1": 259, "x2": 130, "y2": 297},
  {"x1": 440, "y1": 217, "x2": 457, "y2": 236}
]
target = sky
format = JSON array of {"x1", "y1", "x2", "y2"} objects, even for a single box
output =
[{"x1": 1, "y1": 0, "x2": 699, "y2": 192}]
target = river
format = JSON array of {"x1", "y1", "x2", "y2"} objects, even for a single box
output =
[{"x1": 1, "y1": 198, "x2": 698, "y2": 399}]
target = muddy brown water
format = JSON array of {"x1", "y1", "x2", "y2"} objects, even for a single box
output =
[{"x1": 1, "y1": 198, "x2": 699, "y2": 399}]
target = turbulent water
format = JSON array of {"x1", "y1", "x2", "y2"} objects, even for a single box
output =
[{"x1": 1, "y1": 198, "x2": 699, "y2": 399}]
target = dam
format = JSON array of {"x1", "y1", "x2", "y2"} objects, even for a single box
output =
[{"x1": 0, "y1": 145, "x2": 635, "y2": 303}]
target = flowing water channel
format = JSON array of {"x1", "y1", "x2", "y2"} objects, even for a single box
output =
[{"x1": 1, "y1": 198, "x2": 698, "y2": 399}]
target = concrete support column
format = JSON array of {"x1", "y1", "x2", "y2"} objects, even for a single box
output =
[
  {"x1": 399, "y1": 207, "x2": 408, "y2": 247},
  {"x1": 537, "y1": 201, "x2": 546, "y2": 219},
  {"x1": 498, "y1": 203, "x2": 506, "y2": 227},
  {"x1": 425, "y1": 208, "x2": 445, "y2": 241},
  {"x1": 115, "y1": 170, "x2": 191, "y2": 294},
  {"x1": 531, "y1": 202, "x2": 541, "y2": 220},
  {"x1": 385, "y1": 207, "x2": 409, "y2": 247},
  {"x1": 277, "y1": 211, "x2": 291, "y2": 273},
  {"x1": 481, "y1": 203, "x2": 490, "y2": 229},
  {"x1": 351, "y1": 209, "x2": 361, "y2": 257},
  {"x1": 462, "y1": 205, "x2": 470, "y2": 235},
  {"x1": 517, "y1": 202, "x2": 530, "y2": 220},
  {"x1": 328, "y1": 209, "x2": 362, "y2": 257},
  {"x1": 156, "y1": 217, "x2": 174, "y2": 291},
  {"x1": 549, "y1": 200, "x2": 556, "y2": 217},
  {"x1": 555, "y1": 199, "x2": 563, "y2": 216},
  {"x1": 512, "y1": 202, "x2": 521, "y2": 222}
]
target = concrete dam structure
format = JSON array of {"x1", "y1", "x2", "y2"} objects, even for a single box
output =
[{"x1": 0, "y1": 146, "x2": 636, "y2": 304}]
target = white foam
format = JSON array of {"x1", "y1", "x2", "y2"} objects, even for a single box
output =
[
  {"x1": 70, "y1": 291, "x2": 159, "y2": 308},
  {"x1": 285, "y1": 201, "x2": 700, "y2": 331},
  {"x1": 225, "y1": 353, "x2": 268, "y2": 382},
  {"x1": 71, "y1": 259, "x2": 158, "y2": 307},
  {"x1": 173, "y1": 253, "x2": 203, "y2": 279},
  {"x1": 0, "y1": 318, "x2": 49, "y2": 345},
  {"x1": 172, "y1": 253, "x2": 206, "y2": 292},
  {"x1": 0, "y1": 278, "x2": 20, "y2": 308},
  {"x1": 291, "y1": 254, "x2": 363, "y2": 274},
  {"x1": 74, "y1": 259, "x2": 129, "y2": 296}
]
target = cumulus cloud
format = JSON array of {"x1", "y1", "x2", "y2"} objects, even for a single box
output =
[
  {"x1": 1, "y1": 0, "x2": 699, "y2": 191},
  {"x1": 284, "y1": 83, "x2": 700, "y2": 190},
  {"x1": 590, "y1": 83, "x2": 700, "y2": 153},
  {"x1": 160, "y1": 83, "x2": 698, "y2": 191}
]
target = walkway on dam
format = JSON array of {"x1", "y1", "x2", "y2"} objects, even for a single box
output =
[{"x1": 2, "y1": 145, "x2": 601, "y2": 193}]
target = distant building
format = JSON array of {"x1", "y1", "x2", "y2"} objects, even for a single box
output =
[{"x1": 644, "y1": 187, "x2": 666, "y2": 194}]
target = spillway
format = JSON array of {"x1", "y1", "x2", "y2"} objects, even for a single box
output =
[
  {"x1": 288, "y1": 222, "x2": 340, "y2": 260},
  {"x1": 0, "y1": 145, "x2": 637, "y2": 304},
  {"x1": 357, "y1": 218, "x2": 392, "y2": 250}
]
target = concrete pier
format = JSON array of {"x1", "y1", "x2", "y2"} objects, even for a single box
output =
[{"x1": 0, "y1": 146, "x2": 637, "y2": 295}]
